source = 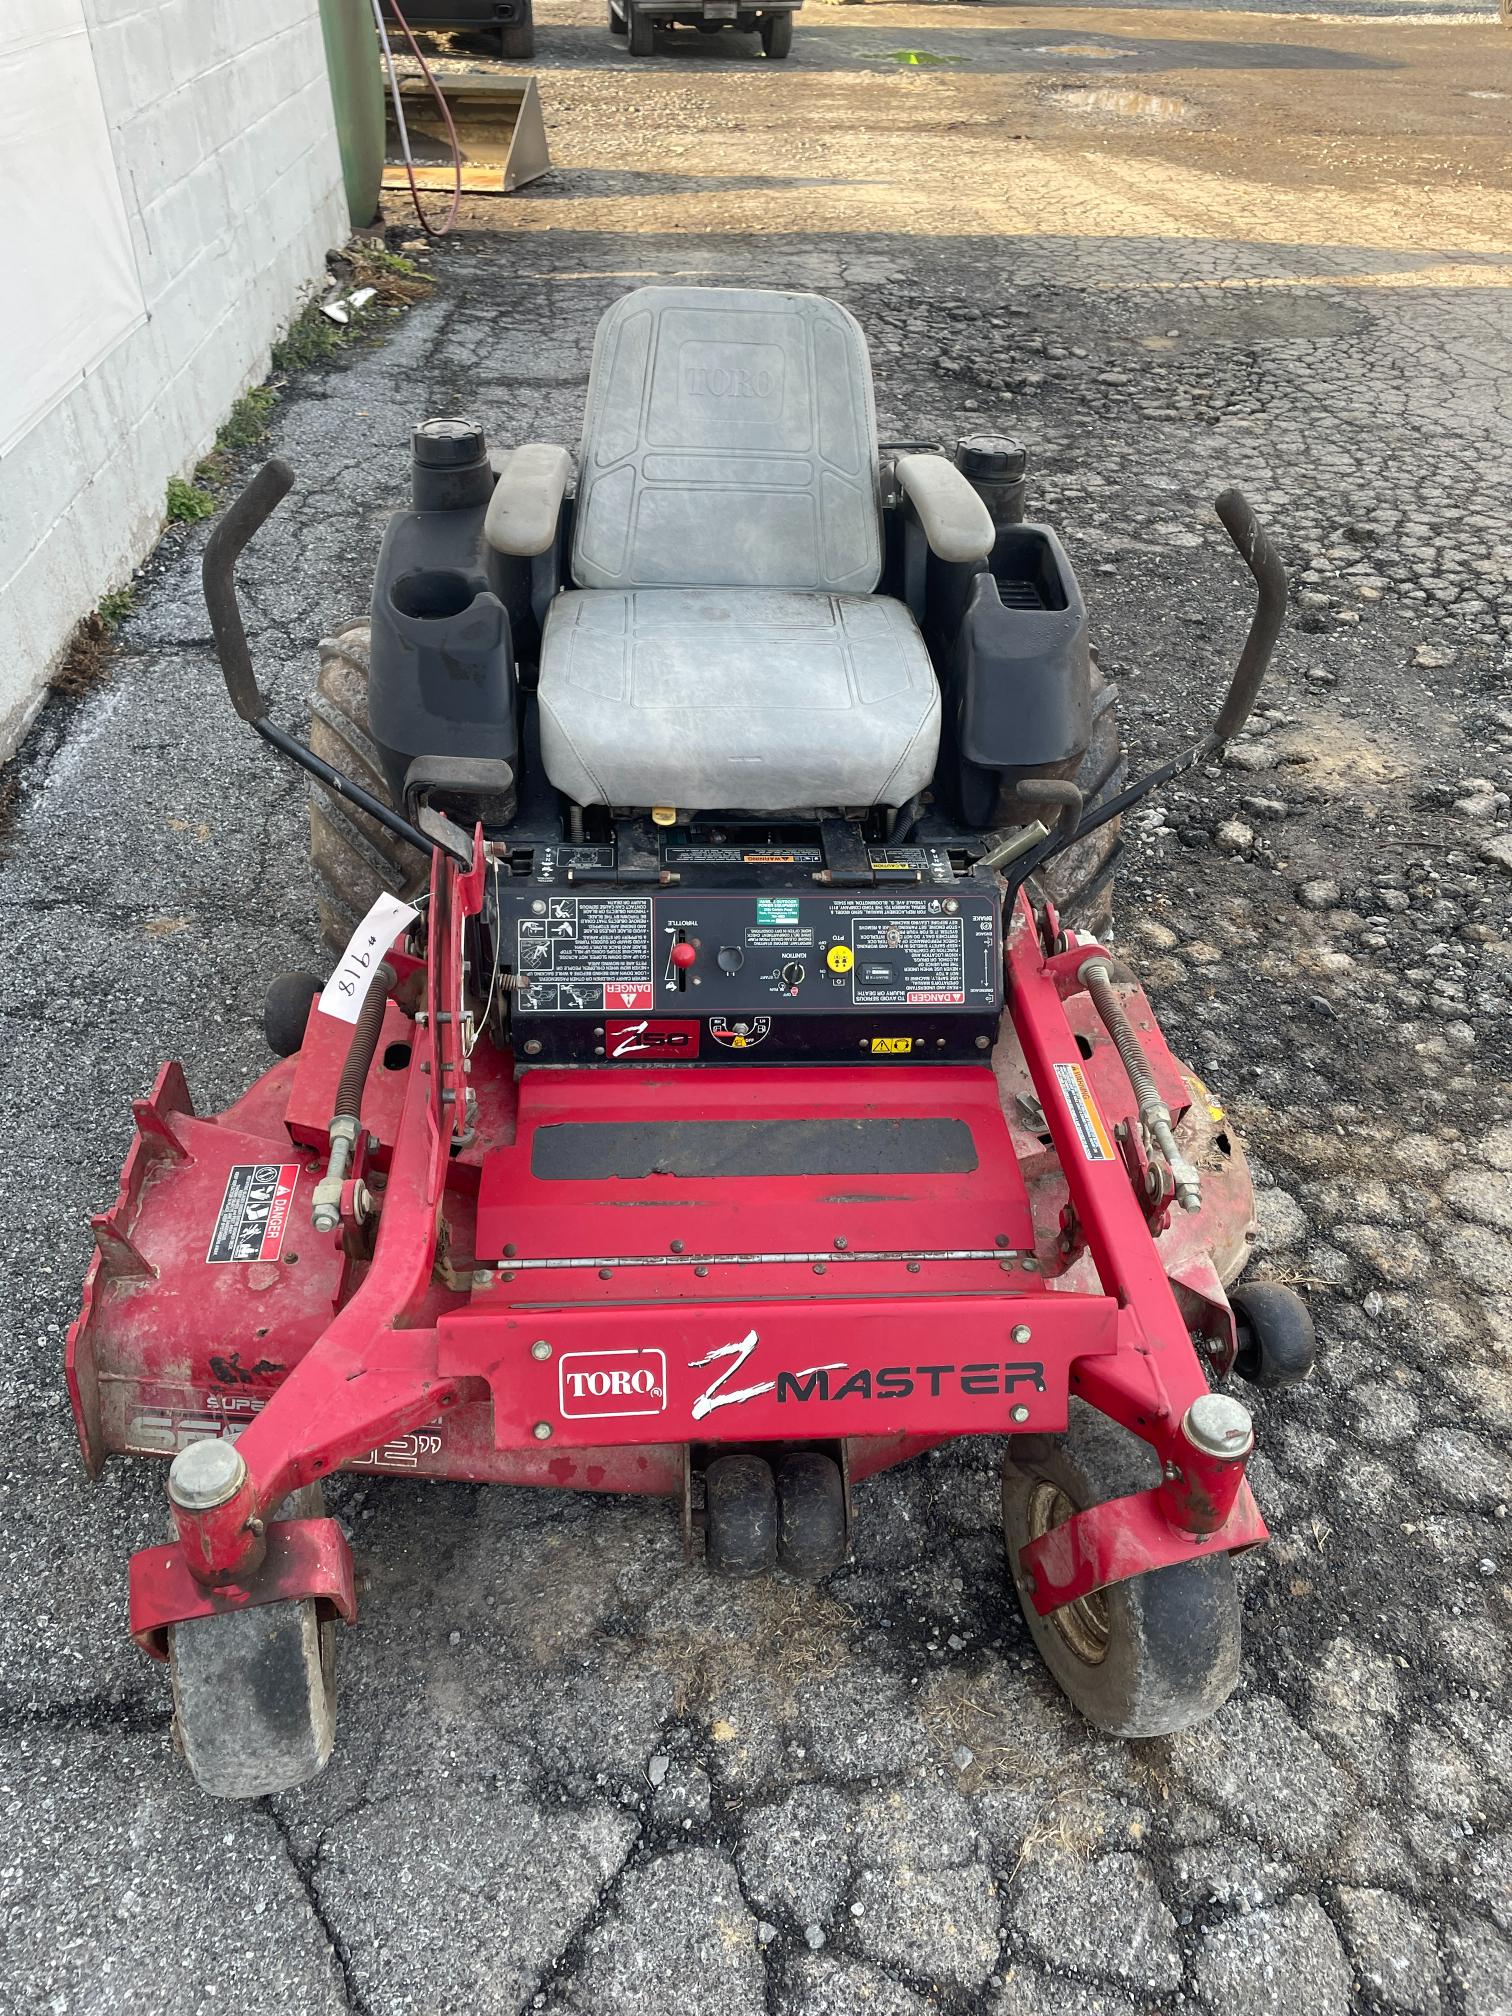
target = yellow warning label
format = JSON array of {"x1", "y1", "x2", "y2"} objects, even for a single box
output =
[
  {"x1": 870, "y1": 1036, "x2": 913, "y2": 1055},
  {"x1": 1053, "y1": 1060, "x2": 1115, "y2": 1161},
  {"x1": 827, "y1": 945, "x2": 855, "y2": 974}
]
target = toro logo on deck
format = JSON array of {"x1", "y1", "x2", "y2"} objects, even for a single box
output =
[
  {"x1": 558, "y1": 1349, "x2": 667, "y2": 1419},
  {"x1": 206, "y1": 1163, "x2": 300, "y2": 1265}
]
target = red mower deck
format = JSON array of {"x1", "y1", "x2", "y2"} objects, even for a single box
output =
[{"x1": 72, "y1": 864, "x2": 1267, "y2": 1656}]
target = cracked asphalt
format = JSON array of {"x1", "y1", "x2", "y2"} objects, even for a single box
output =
[{"x1": 4, "y1": 1, "x2": 1512, "y2": 2010}]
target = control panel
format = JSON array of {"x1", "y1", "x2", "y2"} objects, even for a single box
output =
[{"x1": 494, "y1": 875, "x2": 1002, "y2": 1063}]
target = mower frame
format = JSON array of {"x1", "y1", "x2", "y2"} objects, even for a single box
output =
[{"x1": 71, "y1": 836, "x2": 1266, "y2": 1661}]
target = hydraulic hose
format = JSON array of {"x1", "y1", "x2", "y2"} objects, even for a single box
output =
[
  {"x1": 1080, "y1": 957, "x2": 1202, "y2": 1213},
  {"x1": 335, "y1": 963, "x2": 397, "y2": 1119},
  {"x1": 373, "y1": 0, "x2": 463, "y2": 237}
]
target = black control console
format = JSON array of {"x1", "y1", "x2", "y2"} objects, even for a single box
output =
[{"x1": 492, "y1": 840, "x2": 1002, "y2": 1064}]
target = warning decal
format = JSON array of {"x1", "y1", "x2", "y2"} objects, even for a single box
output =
[
  {"x1": 207, "y1": 1163, "x2": 301, "y2": 1264},
  {"x1": 516, "y1": 896, "x2": 653, "y2": 1014},
  {"x1": 1053, "y1": 1062, "x2": 1115, "y2": 1163}
]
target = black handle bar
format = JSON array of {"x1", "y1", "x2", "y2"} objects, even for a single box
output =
[{"x1": 201, "y1": 462, "x2": 442, "y2": 864}]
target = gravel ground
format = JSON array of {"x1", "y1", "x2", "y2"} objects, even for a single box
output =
[{"x1": 3, "y1": 3, "x2": 1512, "y2": 2012}]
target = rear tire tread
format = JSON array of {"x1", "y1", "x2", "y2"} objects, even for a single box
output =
[{"x1": 310, "y1": 622, "x2": 422, "y2": 955}]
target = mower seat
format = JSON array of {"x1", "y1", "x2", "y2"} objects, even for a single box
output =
[{"x1": 511, "y1": 285, "x2": 982, "y2": 813}]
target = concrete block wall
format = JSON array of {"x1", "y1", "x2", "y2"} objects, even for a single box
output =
[{"x1": 0, "y1": 0, "x2": 348, "y2": 758}]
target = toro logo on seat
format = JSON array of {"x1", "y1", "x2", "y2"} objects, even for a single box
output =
[{"x1": 558, "y1": 1349, "x2": 667, "y2": 1419}]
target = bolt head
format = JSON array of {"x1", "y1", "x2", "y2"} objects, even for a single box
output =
[
  {"x1": 168, "y1": 1438, "x2": 246, "y2": 1512},
  {"x1": 531, "y1": 1340, "x2": 551, "y2": 1361},
  {"x1": 532, "y1": 1420, "x2": 553, "y2": 1441},
  {"x1": 1011, "y1": 1323, "x2": 1032, "y2": 1345},
  {"x1": 1010, "y1": 1404, "x2": 1030, "y2": 1424}
]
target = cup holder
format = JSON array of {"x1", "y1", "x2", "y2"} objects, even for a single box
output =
[{"x1": 391, "y1": 569, "x2": 476, "y2": 621}]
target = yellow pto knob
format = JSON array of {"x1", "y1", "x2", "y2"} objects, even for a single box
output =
[{"x1": 826, "y1": 944, "x2": 855, "y2": 974}]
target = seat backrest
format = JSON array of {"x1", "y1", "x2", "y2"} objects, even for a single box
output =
[{"x1": 571, "y1": 286, "x2": 883, "y2": 595}]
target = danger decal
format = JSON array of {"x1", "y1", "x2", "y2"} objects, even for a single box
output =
[{"x1": 206, "y1": 1163, "x2": 301, "y2": 1264}]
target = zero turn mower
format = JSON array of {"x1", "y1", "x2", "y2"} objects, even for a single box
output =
[{"x1": 69, "y1": 287, "x2": 1315, "y2": 1796}]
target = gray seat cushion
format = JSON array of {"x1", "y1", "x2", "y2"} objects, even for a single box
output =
[
  {"x1": 572, "y1": 286, "x2": 882, "y2": 594},
  {"x1": 538, "y1": 589, "x2": 940, "y2": 812}
]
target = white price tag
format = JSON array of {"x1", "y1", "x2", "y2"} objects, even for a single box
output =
[{"x1": 318, "y1": 892, "x2": 419, "y2": 1025}]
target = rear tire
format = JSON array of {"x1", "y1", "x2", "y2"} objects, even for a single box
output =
[
  {"x1": 500, "y1": 20, "x2": 535, "y2": 58},
  {"x1": 628, "y1": 7, "x2": 655, "y2": 54},
  {"x1": 1002, "y1": 1399, "x2": 1240, "y2": 1737},
  {"x1": 609, "y1": 0, "x2": 628, "y2": 30},
  {"x1": 705, "y1": 1454, "x2": 778, "y2": 1577},
  {"x1": 759, "y1": 9, "x2": 792, "y2": 55},
  {"x1": 310, "y1": 621, "x2": 422, "y2": 956}
]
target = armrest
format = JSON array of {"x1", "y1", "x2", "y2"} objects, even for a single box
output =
[
  {"x1": 894, "y1": 453, "x2": 995, "y2": 564},
  {"x1": 484, "y1": 444, "x2": 572, "y2": 557}
]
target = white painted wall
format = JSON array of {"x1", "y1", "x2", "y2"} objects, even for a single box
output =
[{"x1": 0, "y1": 0, "x2": 348, "y2": 757}]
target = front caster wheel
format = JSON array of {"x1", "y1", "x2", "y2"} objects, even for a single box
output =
[
  {"x1": 263, "y1": 971, "x2": 321, "y2": 1057},
  {"x1": 776, "y1": 1452, "x2": 846, "y2": 1580},
  {"x1": 704, "y1": 1454, "x2": 777, "y2": 1577},
  {"x1": 1002, "y1": 1400, "x2": 1240, "y2": 1737},
  {"x1": 1231, "y1": 1282, "x2": 1317, "y2": 1388},
  {"x1": 170, "y1": 1598, "x2": 336, "y2": 1798}
]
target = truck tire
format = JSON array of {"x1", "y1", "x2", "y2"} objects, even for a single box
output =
[
  {"x1": 309, "y1": 621, "x2": 422, "y2": 955},
  {"x1": 759, "y1": 9, "x2": 792, "y2": 55},
  {"x1": 1008, "y1": 664, "x2": 1123, "y2": 933},
  {"x1": 609, "y1": 0, "x2": 628, "y2": 29},
  {"x1": 500, "y1": 20, "x2": 535, "y2": 57},
  {"x1": 628, "y1": 6, "x2": 655, "y2": 53}
]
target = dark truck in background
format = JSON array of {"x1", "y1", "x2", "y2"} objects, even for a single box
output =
[
  {"x1": 383, "y1": 0, "x2": 534, "y2": 62},
  {"x1": 609, "y1": 0, "x2": 798, "y2": 59}
]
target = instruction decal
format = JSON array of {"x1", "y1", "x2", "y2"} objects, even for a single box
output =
[
  {"x1": 319, "y1": 891, "x2": 418, "y2": 1025},
  {"x1": 207, "y1": 1163, "x2": 301, "y2": 1264},
  {"x1": 708, "y1": 1015, "x2": 771, "y2": 1051},
  {"x1": 516, "y1": 896, "x2": 654, "y2": 1013},
  {"x1": 1053, "y1": 1062, "x2": 1115, "y2": 1163}
]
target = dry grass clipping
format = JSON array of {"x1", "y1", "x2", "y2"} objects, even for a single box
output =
[
  {"x1": 659, "y1": 1581, "x2": 855, "y2": 1714},
  {"x1": 347, "y1": 239, "x2": 434, "y2": 307},
  {"x1": 50, "y1": 611, "x2": 116, "y2": 699}
]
